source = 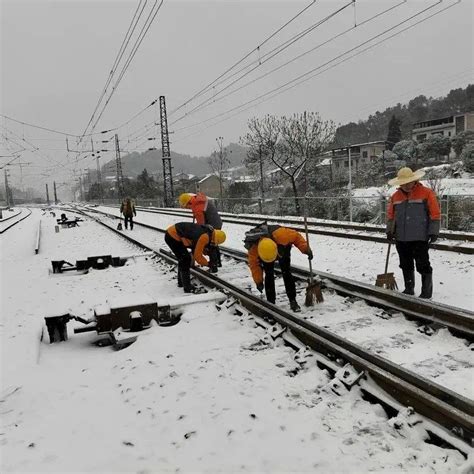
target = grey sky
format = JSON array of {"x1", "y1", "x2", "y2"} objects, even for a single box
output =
[{"x1": 1, "y1": 0, "x2": 473, "y2": 193}]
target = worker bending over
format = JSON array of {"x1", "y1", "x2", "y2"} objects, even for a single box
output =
[
  {"x1": 165, "y1": 222, "x2": 226, "y2": 293},
  {"x1": 179, "y1": 192, "x2": 223, "y2": 271},
  {"x1": 245, "y1": 224, "x2": 313, "y2": 312}
]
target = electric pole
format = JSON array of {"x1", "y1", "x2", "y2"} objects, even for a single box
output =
[
  {"x1": 45, "y1": 183, "x2": 50, "y2": 206},
  {"x1": 96, "y1": 154, "x2": 104, "y2": 203},
  {"x1": 53, "y1": 181, "x2": 58, "y2": 204},
  {"x1": 4, "y1": 170, "x2": 11, "y2": 207},
  {"x1": 115, "y1": 134, "x2": 125, "y2": 199},
  {"x1": 159, "y1": 96, "x2": 174, "y2": 207}
]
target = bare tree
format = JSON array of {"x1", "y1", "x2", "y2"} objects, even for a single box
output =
[{"x1": 208, "y1": 136, "x2": 230, "y2": 200}]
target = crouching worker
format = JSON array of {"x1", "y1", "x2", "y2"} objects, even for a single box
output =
[
  {"x1": 387, "y1": 167, "x2": 441, "y2": 299},
  {"x1": 179, "y1": 192, "x2": 223, "y2": 271},
  {"x1": 245, "y1": 224, "x2": 313, "y2": 312},
  {"x1": 165, "y1": 222, "x2": 226, "y2": 293}
]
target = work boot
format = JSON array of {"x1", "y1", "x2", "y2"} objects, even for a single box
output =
[
  {"x1": 177, "y1": 269, "x2": 183, "y2": 288},
  {"x1": 419, "y1": 273, "x2": 433, "y2": 299},
  {"x1": 402, "y1": 270, "x2": 415, "y2": 295},
  {"x1": 181, "y1": 269, "x2": 192, "y2": 293},
  {"x1": 289, "y1": 300, "x2": 301, "y2": 313}
]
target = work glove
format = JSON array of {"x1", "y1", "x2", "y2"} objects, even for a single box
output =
[
  {"x1": 306, "y1": 248, "x2": 313, "y2": 260},
  {"x1": 428, "y1": 235, "x2": 438, "y2": 244},
  {"x1": 386, "y1": 232, "x2": 396, "y2": 243},
  {"x1": 256, "y1": 282, "x2": 264, "y2": 293}
]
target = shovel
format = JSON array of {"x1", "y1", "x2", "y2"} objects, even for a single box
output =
[
  {"x1": 375, "y1": 242, "x2": 398, "y2": 290},
  {"x1": 303, "y1": 216, "x2": 323, "y2": 305}
]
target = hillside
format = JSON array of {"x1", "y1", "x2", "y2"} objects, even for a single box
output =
[{"x1": 102, "y1": 142, "x2": 248, "y2": 178}]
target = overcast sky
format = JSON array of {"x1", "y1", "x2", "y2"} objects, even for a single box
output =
[{"x1": 1, "y1": 0, "x2": 473, "y2": 194}]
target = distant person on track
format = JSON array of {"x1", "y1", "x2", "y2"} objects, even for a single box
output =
[
  {"x1": 120, "y1": 197, "x2": 137, "y2": 230},
  {"x1": 386, "y1": 167, "x2": 441, "y2": 299},
  {"x1": 165, "y1": 222, "x2": 226, "y2": 293},
  {"x1": 244, "y1": 223, "x2": 313, "y2": 312},
  {"x1": 179, "y1": 192, "x2": 223, "y2": 272}
]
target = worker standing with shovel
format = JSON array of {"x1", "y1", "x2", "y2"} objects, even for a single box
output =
[{"x1": 386, "y1": 167, "x2": 441, "y2": 299}]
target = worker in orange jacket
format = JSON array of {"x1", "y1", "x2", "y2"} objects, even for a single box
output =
[
  {"x1": 387, "y1": 167, "x2": 441, "y2": 299},
  {"x1": 179, "y1": 192, "x2": 223, "y2": 271},
  {"x1": 246, "y1": 224, "x2": 313, "y2": 312},
  {"x1": 165, "y1": 222, "x2": 226, "y2": 293}
]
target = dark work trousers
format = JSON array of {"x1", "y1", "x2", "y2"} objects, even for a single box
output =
[
  {"x1": 262, "y1": 246, "x2": 296, "y2": 303},
  {"x1": 165, "y1": 233, "x2": 192, "y2": 290},
  {"x1": 124, "y1": 215, "x2": 134, "y2": 230},
  {"x1": 395, "y1": 241, "x2": 432, "y2": 275}
]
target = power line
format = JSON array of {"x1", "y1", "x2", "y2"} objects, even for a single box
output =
[
  {"x1": 170, "y1": 0, "x2": 405, "y2": 128},
  {"x1": 172, "y1": 0, "x2": 457, "y2": 145},
  {"x1": 168, "y1": 0, "x2": 319, "y2": 117}
]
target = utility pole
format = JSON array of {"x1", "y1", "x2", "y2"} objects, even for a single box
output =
[
  {"x1": 45, "y1": 183, "x2": 50, "y2": 206},
  {"x1": 96, "y1": 154, "x2": 104, "y2": 203},
  {"x1": 115, "y1": 134, "x2": 125, "y2": 199},
  {"x1": 4, "y1": 170, "x2": 11, "y2": 207},
  {"x1": 53, "y1": 181, "x2": 58, "y2": 204},
  {"x1": 159, "y1": 96, "x2": 174, "y2": 207},
  {"x1": 79, "y1": 176, "x2": 84, "y2": 201},
  {"x1": 259, "y1": 144, "x2": 265, "y2": 200},
  {"x1": 348, "y1": 146, "x2": 353, "y2": 222}
]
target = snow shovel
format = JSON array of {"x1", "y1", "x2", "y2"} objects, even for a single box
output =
[
  {"x1": 375, "y1": 243, "x2": 398, "y2": 290},
  {"x1": 303, "y1": 216, "x2": 323, "y2": 305}
]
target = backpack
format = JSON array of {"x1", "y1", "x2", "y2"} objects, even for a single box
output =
[{"x1": 243, "y1": 222, "x2": 269, "y2": 250}]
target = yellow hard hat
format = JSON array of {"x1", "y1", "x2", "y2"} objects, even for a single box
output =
[
  {"x1": 258, "y1": 238, "x2": 277, "y2": 263},
  {"x1": 179, "y1": 193, "x2": 193, "y2": 207},
  {"x1": 212, "y1": 229, "x2": 226, "y2": 245}
]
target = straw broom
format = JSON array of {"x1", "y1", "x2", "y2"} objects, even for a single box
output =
[{"x1": 303, "y1": 216, "x2": 323, "y2": 305}]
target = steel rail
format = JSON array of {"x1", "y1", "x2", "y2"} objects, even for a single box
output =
[
  {"x1": 77, "y1": 207, "x2": 474, "y2": 448},
  {"x1": 0, "y1": 208, "x2": 32, "y2": 234},
  {"x1": 138, "y1": 206, "x2": 474, "y2": 243},
  {"x1": 124, "y1": 206, "x2": 474, "y2": 254},
  {"x1": 82, "y1": 206, "x2": 474, "y2": 339}
]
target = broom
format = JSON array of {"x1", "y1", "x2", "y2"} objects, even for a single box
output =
[
  {"x1": 375, "y1": 242, "x2": 398, "y2": 290},
  {"x1": 303, "y1": 216, "x2": 324, "y2": 305}
]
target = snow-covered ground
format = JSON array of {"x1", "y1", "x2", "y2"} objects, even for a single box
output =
[
  {"x1": 97, "y1": 206, "x2": 474, "y2": 311},
  {"x1": 1, "y1": 209, "x2": 472, "y2": 472}
]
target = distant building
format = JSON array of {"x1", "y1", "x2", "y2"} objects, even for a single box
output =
[
  {"x1": 196, "y1": 174, "x2": 222, "y2": 197},
  {"x1": 412, "y1": 112, "x2": 474, "y2": 142},
  {"x1": 330, "y1": 141, "x2": 387, "y2": 184}
]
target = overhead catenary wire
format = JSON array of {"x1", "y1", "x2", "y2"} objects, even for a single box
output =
[
  {"x1": 84, "y1": 0, "x2": 164, "y2": 143},
  {"x1": 172, "y1": 0, "x2": 458, "y2": 145},
  {"x1": 78, "y1": 0, "x2": 148, "y2": 144},
  {"x1": 168, "y1": 0, "x2": 320, "y2": 117},
  {"x1": 170, "y1": 0, "x2": 407, "y2": 128}
]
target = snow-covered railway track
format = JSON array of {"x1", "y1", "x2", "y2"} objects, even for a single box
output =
[
  {"x1": 0, "y1": 208, "x2": 32, "y2": 234},
  {"x1": 76, "y1": 207, "x2": 474, "y2": 448},
  {"x1": 127, "y1": 206, "x2": 474, "y2": 254}
]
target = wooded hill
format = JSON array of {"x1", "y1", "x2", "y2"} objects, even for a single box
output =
[{"x1": 333, "y1": 84, "x2": 474, "y2": 146}]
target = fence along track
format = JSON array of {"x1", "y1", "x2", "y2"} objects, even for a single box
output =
[
  {"x1": 127, "y1": 206, "x2": 474, "y2": 253},
  {"x1": 80, "y1": 206, "x2": 474, "y2": 339},
  {"x1": 76, "y1": 207, "x2": 474, "y2": 450}
]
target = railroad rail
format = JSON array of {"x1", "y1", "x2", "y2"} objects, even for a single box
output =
[
  {"x1": 0, "y1": 208, "x2": 32, "y2": 234},
  {"x1": 75, "y1": 206, "x2": 474, "y2": 451},
  {"x1": 81, "y1": 205, "x2": 474, "y2": 339},
  {"x1": 98, "y1": 205, "x2": 474, "y2": 254}
]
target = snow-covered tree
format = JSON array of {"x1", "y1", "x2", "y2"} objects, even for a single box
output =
[
  {"x1": 392, "y1": 140, "x2": 417, "y2": 162},
  {"x1": 451, "y1": 130, "x2": 474, "y2": 157},
  {"x1": 461, "y1": 143, "x2": 474, "y2": 173},
  {"x1": 416, "y1": 135, "x2": 451, "y2": 162}
]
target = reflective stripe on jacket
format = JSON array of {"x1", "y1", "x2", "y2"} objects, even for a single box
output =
[
  {"x1": 189, "y1": 193, "x2": 222, "y2": 229},
  {"x1": 387, "y1": 182, "x2": 441, "y2": 242},
  {"x1": 247, "y1": 226, "x2": 309, "y2": 284},
  {"x1": 166, "y1": 222, "x2": 211, "y2": 267}
]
